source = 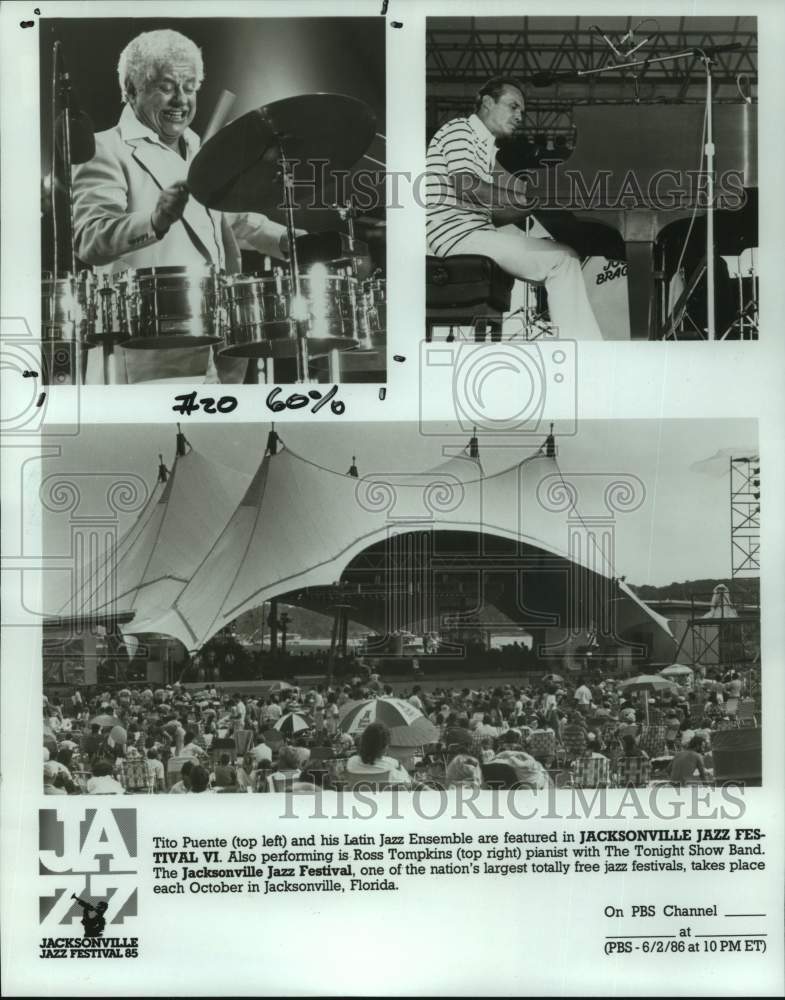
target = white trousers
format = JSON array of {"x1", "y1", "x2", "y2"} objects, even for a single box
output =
[{"x1": 447, "y1": 223, "x2": 604, "y2": 341}]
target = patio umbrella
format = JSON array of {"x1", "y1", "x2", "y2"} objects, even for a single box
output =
[
  {"x1": 273, "y1": 713, "x2": 310, "y2": 736},
  {"x1": 619, "y1": 674, "x2": 680, "y2": 694},
  {"x1": 619, "y1": 675, "x2": 679, "y2": 722},
  {"x1": 268, "y1": 681, "x2": 295, "y2": 694},
  {"x1": 389, "y1": 715, "x2": 441, "y2": 748},
  {"x1": 660, "y1": 664, "x2": 694, "y2": 677},
  {"x1": 339, "y1": 698, "x2": 427, "y2": 736},
  {"x1": 89, "y1": 713, "x2": 121, "y2": 728}
]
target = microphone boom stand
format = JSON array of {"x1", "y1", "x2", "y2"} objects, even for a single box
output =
[
  {"x1": 48, "y1": 41, "x2": 83, "y2": 383},
  {"x1": 553, "y1": 43, "x2": 740, "y2": 340}
]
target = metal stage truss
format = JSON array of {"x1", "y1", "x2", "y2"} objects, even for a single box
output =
[
  {"x1": 426, "y1": 19, "x2": 758, "y2": 139},
  {"x1": 730, "y1": 456, "x2": 760, "y2": 578},
  {"x1": 673, "y1": 593, "x2": 760, "y2": 671}
]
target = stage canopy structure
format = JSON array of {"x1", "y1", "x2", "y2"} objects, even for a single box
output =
[{"x1": 48, "y1": 428, "x2": 676, "y2": 664}]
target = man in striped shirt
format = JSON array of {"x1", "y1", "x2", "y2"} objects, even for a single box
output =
[{"x1": 426, "y1": 77, "x2": 602, "y2": 340}]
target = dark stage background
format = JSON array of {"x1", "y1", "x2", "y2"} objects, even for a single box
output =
[{"x1": 41, "y1": 17, "x2": 386, "y2": 272}]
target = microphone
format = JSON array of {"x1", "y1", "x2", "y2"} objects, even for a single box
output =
[
  {"x1": 588, "y1": 23, "x2": 624, "y2": 60},
  {"x1": 53, "y1": 41, "x2": 96, "y2": 164},
  {"x1": 531, "y1": 70, "x2": 581, "y2": 87},
  {"x1": 694, "y1": 42, "x2": 742, "y2": 57}
]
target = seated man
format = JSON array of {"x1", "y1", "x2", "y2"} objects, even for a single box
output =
[
  {"x1": 73, "y1": 29, "x2": 298, "y2": 384},
  {"x1": 426, "y1": 75, "x2": 602, "y2": 340},
  {"x1": 669, "y1": 736, "x2": 710, "y2": 786}
]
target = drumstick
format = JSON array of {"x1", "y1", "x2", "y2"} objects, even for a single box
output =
[
  {"x1": 181, "y1": 91, "x2": 236, "y2": 197},
  {"x1": 202, "y1": 89, "x2": 237, "y2": 145}
]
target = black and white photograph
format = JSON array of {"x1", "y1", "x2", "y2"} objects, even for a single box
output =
[
  {"x1": 425, "y1": 16, "x2": 758, "y2": 341},
  {"x1": 40, "y1": 16, "x2": 387, "y2": 385},
  {"x1": 40, "y1": 419, "x2": 760, "y2": 795},
  {"x1": 1, "y1": 0, "x2": 784, "y2": 995}
]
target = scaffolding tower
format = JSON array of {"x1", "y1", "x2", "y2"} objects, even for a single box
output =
[
  {"x1": 730, "y1": 455, "x2": 760, "y2": 577},
  {"x1": 673, "y1": 591, "x2": 760, "y2": 672}
]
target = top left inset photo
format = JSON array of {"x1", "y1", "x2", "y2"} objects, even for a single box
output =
[{"x1": 39, "y1": 16, "x2": 387, "y2": 385}]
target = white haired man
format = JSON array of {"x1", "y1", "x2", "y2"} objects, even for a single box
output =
[
  {"x1": 426, "y1": 76, "x2": 602, "y2": 340},
  {"x1": 73, "y1": 29, "x2": 298, "y2": 383}
]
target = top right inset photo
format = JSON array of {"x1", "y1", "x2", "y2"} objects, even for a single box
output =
[{"x1": 425, "y1": 15, "x2": 757, "y2": 341}]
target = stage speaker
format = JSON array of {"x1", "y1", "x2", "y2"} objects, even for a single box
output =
[{"x1": 711, "y1": 726, "x2": 761, "y2": 785}]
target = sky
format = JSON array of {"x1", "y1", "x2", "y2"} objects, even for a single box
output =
[{"x1": 37, "y1": 418, "x2": 757, "y2": 610}]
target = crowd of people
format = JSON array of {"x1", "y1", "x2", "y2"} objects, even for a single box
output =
[{"x1": 42, "y1": 666, "x2": 757, "y2": 794}]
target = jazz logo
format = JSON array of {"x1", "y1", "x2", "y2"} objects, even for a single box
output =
[{"x1": 39, "y1": 807, "x2": 138, "y2": 932}]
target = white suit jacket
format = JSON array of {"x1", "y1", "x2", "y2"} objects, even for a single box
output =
[
  {"x1": 73, "y1": 106, "x2": 286, "y2": 383},
  {"x1": 73, "y1": 104, "x2": 287, "y2": 273}
]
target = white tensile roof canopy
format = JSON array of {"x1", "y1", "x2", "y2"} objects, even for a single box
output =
[
  {"x1": 57, "y1": 434, "x2": 250, "y2": 634},
  {"x1": 55, "y1": 429, "x2": 673, "y2": 652}
]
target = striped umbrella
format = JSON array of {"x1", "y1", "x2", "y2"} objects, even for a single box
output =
[
  {"x1": 273, "y1": 713, "x2": 310, "y2": 736},
  {"x1": 389, "y1": 715, "x2": 441, "y2": 748},
  {"x1": 339, "y1": 698, "x2": 428, "y2": 736}
]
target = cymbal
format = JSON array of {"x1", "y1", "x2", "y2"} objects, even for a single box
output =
[{"x1": 187, "y1": 93, "x2": 377, "y2": 213}]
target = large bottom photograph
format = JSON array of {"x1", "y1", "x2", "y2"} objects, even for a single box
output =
[{"x1": 39, "y1": 418, "x2": 761, "y2": 795}]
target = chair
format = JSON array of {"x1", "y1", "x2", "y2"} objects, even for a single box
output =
[
  {"x1": 736, "y1": 699, "x2": 757, "y2": 726},
  {"x1": 480, "y1": 763, "x2": 520, "y2": 790},
  {"x1": 546, "y1": 767, "x2": 573, "y2": 789},
  {"x1": 342, "y1": 770, "x2": 392, "y2": 791},
  {"x1": 269, "y1": 772, "x2": 301, "y2": 793},
  {"x1": 233, "y1": 729, "x2": 254, "y2": 756},
  {"x1": 71, "y1": 769, "x2": 92, "y2": 793},
  {"x1": 573, "y1": 756, "x2": 611, "y2": 789},
  {"x1": 614, "y1": 756, "x2": 652, "y2": 788},
  {"x1": 426, "y1": 255, "x2": 514, "y2": 342},
  {"x1": 560, "y1": 724, "x2": 587, "y2": 762},
  {"x1": 528, "y1": 730, "x2": 557, "y2": 763},
  {"x1": 120, "y1": 758, "x2": 154, "y2": 794},
  {"x1": 638, "y1": 724, "x2": 667, "y2": 758},
  {"x1": 253, "y1": 764, "x2": 273, "y2": 793}
]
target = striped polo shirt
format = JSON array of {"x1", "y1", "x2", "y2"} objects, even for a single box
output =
[{"x1": 425, "y1": 113, "x2": 497, "y2": 256}]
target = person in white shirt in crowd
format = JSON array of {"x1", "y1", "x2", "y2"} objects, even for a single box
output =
[
  {"x1": 72, "y1": 29, "x2": 301, "y2": 384},
  {"x1": 44, "y1": 762, "x2": 68, "y2": 794},
  {"x1": 573, "y1": 678, "x2": 593, "y2": 709},
  {"x1": 251, "y1": 738, "x2": 273, "y2": 766},
  {"x1": 345, "y1": 723, "x2": 412, "y2": 787},
  {"x1": 445, "y1": 754, "x2": 482, "y2": 789},
  {"x1": 262, "y1": 697, "x2": 283, "y2": 726},
  {"x1": 86, "y1": 759, "x2": 126, "y2": 794},
  {"x1": 169, "y1": 760, "x2": 194, "y2": 794},
  {"x1": 146, "y1": 749, "x2": 166, "y2": 793},
  {"x1": 180, "y1": 731, "x2": 206, "y2": 759}
]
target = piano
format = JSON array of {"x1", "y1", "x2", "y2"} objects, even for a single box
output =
[{"x1": 516, "y1": 104, "x2": 758, "y2": 339}]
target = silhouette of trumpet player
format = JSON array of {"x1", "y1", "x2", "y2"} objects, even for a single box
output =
[{"x1": 71, "y1": 894, "x2": 109, "y2": 937}]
